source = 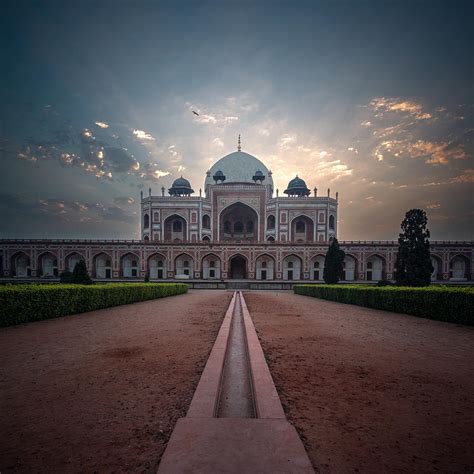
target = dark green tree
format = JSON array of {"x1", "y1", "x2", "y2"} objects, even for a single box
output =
[
  {"x1": 394, "y1": 209, "x2": 433, "y2": 286},
  {"x1": 71, "y1": 259, "x2": 93, "y2": 284},
  {"x1": 323, "y1": 238, "x2": 345, "y2": 284}
]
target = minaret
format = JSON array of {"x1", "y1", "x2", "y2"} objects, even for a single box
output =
[{"x1": 237, "y1": 134, "x2": 241, "y2": 152}]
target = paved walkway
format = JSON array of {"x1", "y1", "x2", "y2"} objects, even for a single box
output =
[{"x1": 158, "y1": 292, "x2": 314, "y2": 473}]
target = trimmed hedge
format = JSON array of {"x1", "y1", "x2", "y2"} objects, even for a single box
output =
[
  {"x1": 0, "y1": 283, "x2": 188, "y2": 327},
  {"x1": 294, "y1": 284, "x2": 474, "y2": 326}
]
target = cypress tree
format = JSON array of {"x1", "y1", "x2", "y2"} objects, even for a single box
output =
[
  {"x1": 394, "y1": 209, "x2": 433, "y2": 286},
  {"x1": 71, "y1": 259, "x2": 93, "y2": 284},
  {"x1": 323, "y1": 238, "x2": 345, "y2": 284}
]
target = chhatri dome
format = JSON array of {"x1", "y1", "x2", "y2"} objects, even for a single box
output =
[
  {"x1": 284, "y1": 175, "x2": 310, "y2": 197},
  {"x1": 168, "y1": 176, "x2": 194, "y2": 196},
  {"x1": 204, "y1": 136, "x2": 274, "y2": 190}
]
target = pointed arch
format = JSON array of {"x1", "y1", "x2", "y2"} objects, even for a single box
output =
[
  {"x1": 310, "y1": 254, "x2": 326, "y2": 281},
  {"x1": 10, "y1": 251, "x2": 31, "y2": 277},
  {"x1": 229, "y1": 253, "x2": 248, "y2": 279},
  {"x1": 93, "y1": 252, "x2": 113, "y2": 279},
  {"x1": 175, "y1": 253, "x2": 194, "y2": 279},
  {"x1": 163, "y1": 214, "x2": 188, "y2": 242},
  {"x1": 202, "y1": 253, "x2": 221, "y2": 279},
  {"x1": 289, "y1": 214, "x2": 314, "y2": 242},
  {"x1": 267, "y1": 214, "x2": 275, "y2": 230},
  {"x1": 343, "y1": 254, "x2": 357, "y2": 281},
  {"x1": 147, "y1": 252, "x2": 166, "y2": 280},
  {"x1": 283, "y1": 254, "x2": 302, "y2": 281},
  {"x1": 366, "y1": 254, "x2": 386, "y2": 281},
  {"x1": 256, "y1": 253, "x2": 275, "y2": 280},
  {"x1": 202, "y1": 214, "x2": 211, "y2": 229},
  {"x1": 65, "y1": 251, "x2": 86, "y2": 273},
  {"x1": 449, "y1": 254, "x2": 470, "y2": 281},
  {"x1": 219, "y1": 202, "x2": 259, "y2": 242},
  {"x1": 37, "y1": 251, "x2": 59, "y2": 277},
  {"x1": 120, "y1": 252, "x2": 140, "y2": 278}
]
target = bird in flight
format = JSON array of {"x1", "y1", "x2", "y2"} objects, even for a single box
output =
[{"x1": 192, "y1": 110, "x2": 199, "y2": 116}]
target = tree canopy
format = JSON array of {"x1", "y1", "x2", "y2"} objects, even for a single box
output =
[
  {"x1": 324, "y1": 238, "x2": 345, "y2": 284},
  {"x1": 394, "y1": 209, "x2": 433, "y2": 286}
]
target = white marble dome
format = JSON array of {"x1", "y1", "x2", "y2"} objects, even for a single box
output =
[{"x1": 205, "y1": 151, "x2": 273, "y2": 188}]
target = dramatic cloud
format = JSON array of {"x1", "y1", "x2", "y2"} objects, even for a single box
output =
[
  {"x1": 133, "y1": 129, "x2": 155, "y2": 141},
  {"x1": 373, "y1": 139, "x2": 466, "y2": 165},
  {"x1": 370, "y1": 97, "x2": 433, "y2": 120},
  {"x1": 15, "y1": 126, "x2": 141, "y2": 180},
  {"x1": 356, "y1": 97, "x2": 471, "y2": 168},
  {"x1": 1, "y1": 3, "x2": 471, "y2": 243}
]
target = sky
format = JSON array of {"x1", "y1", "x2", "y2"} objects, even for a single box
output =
[{"x1": 0, "y1": 0, "x2": 472, "y2": 241}]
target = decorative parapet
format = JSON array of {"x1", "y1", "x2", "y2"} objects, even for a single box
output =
[{"x1": 0, "y1": 239, "x2": 472, "y2": 246}]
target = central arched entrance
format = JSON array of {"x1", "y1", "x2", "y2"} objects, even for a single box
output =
[
  {"x1": 230, "y1": 255, "x2": 247, "y2": 279},
  {"x1": 219, "y1": 202, "x2": 259, "y2": 242}
]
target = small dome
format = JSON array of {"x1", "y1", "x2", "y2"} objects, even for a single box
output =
[
  {"x1": 169, "y1": 176, "x2": 194, "y2": 196},
  {"x1": 252, "y1": 169, "x2": 266, "y2": 183},
  {"x1": 172, "y1": 176, "x2": 192, "y2": 188},
  {"x1": 287, "y1": 176, "x2": 307, "y2": 188},
  {"x1": 213, "y1": 170, "x2": 226, "y2": 183},
  {"x1": 284, "y1": 175, "x2": 310, "y2": 197}
]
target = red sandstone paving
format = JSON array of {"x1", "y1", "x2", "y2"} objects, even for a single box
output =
[
  {"x1": 0, "y1": 290, "x2": 231, "y2": 473},
  {"x1": 245, "y1": 291, "x2": 474, "y2": 474}
]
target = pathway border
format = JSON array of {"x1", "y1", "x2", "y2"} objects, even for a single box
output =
[
  {"x1": 186, "y1": 292, "x2": 237, "y2": 418},
  {"x1": 158, "y1": 291, "x2": 314, "y2": 473}
]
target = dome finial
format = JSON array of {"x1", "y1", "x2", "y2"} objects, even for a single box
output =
[{"x1": 237, "y1": 134, "x2": 241, "y2": 152}]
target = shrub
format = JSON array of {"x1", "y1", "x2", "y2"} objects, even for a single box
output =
[
  {"x1": 0, "y1": 283, "x2": 188, "y2": 327},
  {"x1": 376, "y1": 279, "x2": 394, "y2": 287},
  {"x1": 71, "y1": 260, "x2": 93, "y2": 284},
  {"x1": 294, "y1": 284, "x2": 473, "y2": 326}
]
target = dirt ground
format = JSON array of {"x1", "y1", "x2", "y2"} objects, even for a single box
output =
[
  {"x1": 0, "y1": 290, "x2": 231, "y2": 473},
  {"x1": 245, "y1": 291, "x2": 474, "y2": 474}
]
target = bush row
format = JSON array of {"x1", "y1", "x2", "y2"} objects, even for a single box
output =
[
  {"x1": 0, "y1": 283, "x2": 188, "y2": 327},
  {"x1": 293, "y1": 284, "x2": 473, "y2": 326}
]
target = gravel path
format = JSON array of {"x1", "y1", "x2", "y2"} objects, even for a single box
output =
[
  {"x1": 0, "y1": 290, "x2": 231, "y2": 473},
  {"x1": 245, "y1": 291, "x2": 474, "y2": 473}
]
